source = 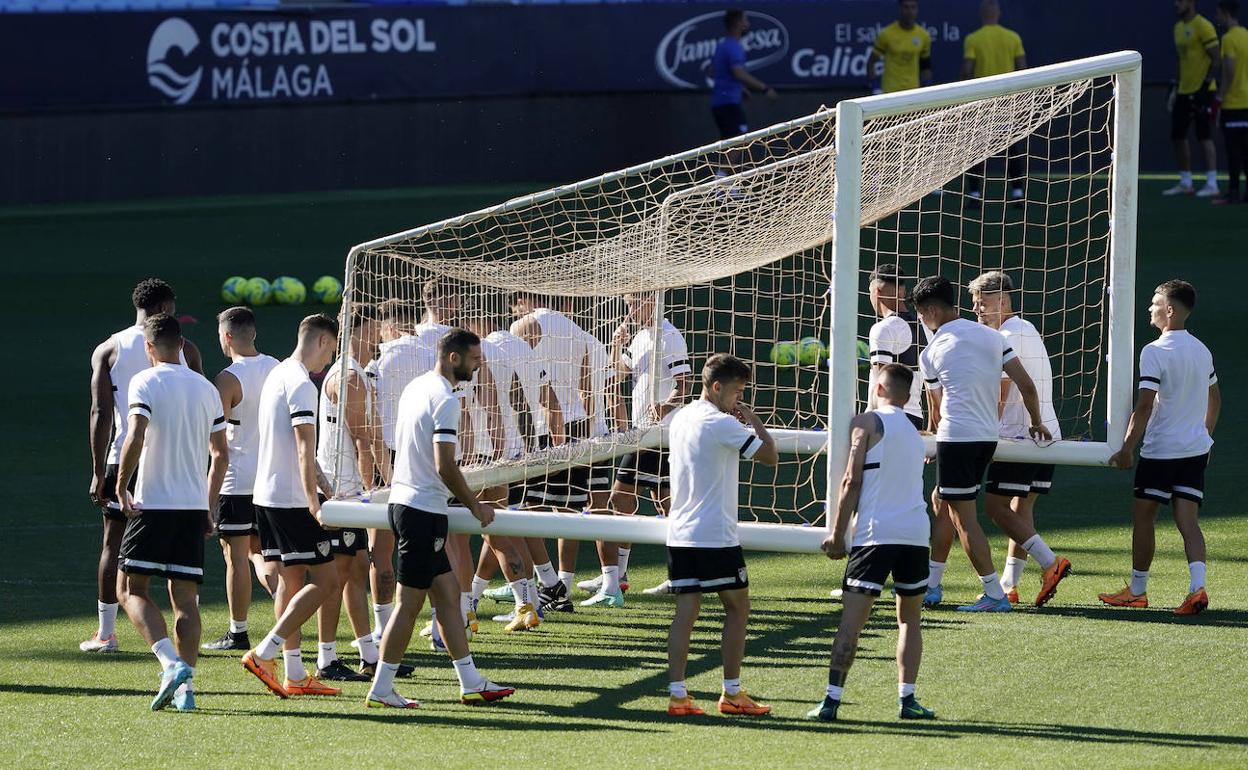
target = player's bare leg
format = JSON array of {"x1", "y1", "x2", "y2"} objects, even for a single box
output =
[
  {"x1": 368, "y1": 528, "x2": 396, "y2": 640},
  {"x1": 83, "y1": 516, "x2": 125, "y2": 651},
  {"x1": 983, "y1": 492, "x2": 1069, "y2": 606},
  {"x1": 1171, "y1": 498, "x2": 1209, "y2": 615},
  {"x1": 808, "y1": 589, "x2": 874, "y2": 722},
  {"x1": 315, "y1": 551, "x2": 371, "y2": 681},
  {"x1": 947, "y1": 499, "x2": 1011, "y2": 611},
  {"x1": 714, "y1": 587, "x2": 767, "y2": 715},
  {"x1": 249, "y1": 535, "x2": 279, "y2": 596},
  {"x1": 924, "y1": 491, "x2": 956, "y2": 606},
  {"x1": 666, "y1": 592, "x2": 703, "y2": 715},
  {"x1": 1099, "y1": 498, "x2": 1159, "y2": 609}
]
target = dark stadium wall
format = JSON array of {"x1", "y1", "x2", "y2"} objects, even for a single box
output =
[{"x1": 1, "y1": 85, "x2": 1181, "y2": 207}]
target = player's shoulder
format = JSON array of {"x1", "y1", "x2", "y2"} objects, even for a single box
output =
[{"x1": 917, "y1": 23, "x2": 932, "y2": 42}]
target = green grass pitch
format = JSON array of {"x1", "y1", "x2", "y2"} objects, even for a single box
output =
[{"x1": 0, "y1": 180, "x2": 1245, "y2": 767}]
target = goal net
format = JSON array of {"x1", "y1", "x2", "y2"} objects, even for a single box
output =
[{"x1": 323, "y1": 52, "x2": 1140, "y2": 551}]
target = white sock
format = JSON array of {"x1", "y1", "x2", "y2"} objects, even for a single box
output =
[
  {"x1": 230, "y1": 618, "x2": 248, "y2": 634},
  {"x1": 460, "y1": 592, "x2": 472, "y2": 624},
  {"x1": 510, "y1": 581, "x2": 527, "y2": 609},
  {"x1": 723, "y1": 677, "x2": 742, "y2": 696},
  {"x1": 470, "y1": 575, "x2": 489, "y2": 601},
  {"x1": 980, "y1": 573, "x2": 1006, "y2": 600},
  {"x1": 1188, "y1": 561, "x2": 1207, "y2": 593},
  {"x1": 524, "y1": 579, "x2": 539, "y2": 608},
  {"x1": 602, "y1": 565, "x2": 620, "y2": 595},
  {"x1": 256, "y1": 631, "x2": 284, "y2": 661},
  {"x1": 928, "y1": 561, "x2": 947, "y2": 588},
  {"x1": 452, "y1": 655, "x2": 485, "y2": 692},
  {"x1": 535, "y1": 562, "x2": 559, "y2": 588},
  {"x1": 899, "y1": 682, "x2": 916, "y2": 699},
  {"x1": 669, "y1": 680, "x2": 688, "y2": 698},
  {"x1": 1020, "y1": 535, "x2": 1056, "y2": 570},
  {"x1": 558, "y1": 570, "x2": 575, "y2": 595},
  {"x1": 373, "y1": 602, "x2": 394, "y2": 637},
  {"x1": 283, "y1": 649, "x2": 307, "y2": 682},
  {"x1": 1180, "y1": 170, "x2": 1193, "y2": 187},
  {"x1": 371, "y1": 661, "x2": 399, "y2": 696},
  {"x1": 356, "y1": 634, "x2": 379, "y2": 666},
  {"x1": 1001, "y1": 556, "x2": 1027, "y2": 590},
  {"x1": 1206, "y1": 169, "x2": 1218, "y2": 187},
  {"x1": 151, "y1": 638, "x2": 179, "y2": 670},
  {"x1": 617, "y1": 547, "x2": 631, "y2": 576},
  {"x1": 1130, "y1": 569, "x2": 1149, "y2": 596},
  {"x1": 825, "y1": 684, "x2": 844, "y2": 701},
  {"x1": 97, "y1": 601, "x2": 118, "y2": 639},
  {"x1": 317, "y1": 642, "x2": 337, "y2": 670}
]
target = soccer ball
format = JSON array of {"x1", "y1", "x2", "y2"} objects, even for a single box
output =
[
  {"x1": 221, "y1": 276, "x2": 247, "y2": 304},
  {"x1": 856, "y1": 339, "x2": 871, "y2": 373},
  {"x1": 312, "y1": 275, "x2": 342, "y2": 304},
  {"x1": 244, "y1": 277, "x2": 272, "y2": 306},
  {"x1": 271, "y1": 276, "x2": 306, "y2": 305},
  {"x1": 769, "y1": 341, "x2": 799, "y2": 366},
  {"x1": 799, "y1": 336, "x2": 827, "y2": 366}
]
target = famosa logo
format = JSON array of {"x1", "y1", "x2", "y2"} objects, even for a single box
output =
[
  {"x1": 148, "y1": 17, "x2": 203, "y2": 104},
  {"x1": 655, "y1": 11, "x2": 788, "y2": 89}
]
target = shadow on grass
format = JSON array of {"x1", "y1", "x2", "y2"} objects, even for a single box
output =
[{"x1": 822, "y1": 717, "x2": 1248, "y2": 750}]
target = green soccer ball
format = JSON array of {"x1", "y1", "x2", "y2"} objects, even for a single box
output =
[
  {"x1": 312, "y1": 275, "x2": 343, "y2": 304},
  {"x1": 245, "y1": 277, "x2": 272, "y2": 306},
  {"x1": 769, "y1": 341, "x2": 799, "y2": 366},
  {"x1": 857, "y1": 339, "x2": 871, "y2": 373},
  {"x1": 271, "y1": 276, "x2": 306, "y2": 305},
  {"x1": 799, "y1": 336, "x2": 827, "y2": 366},
  {"x1": 221, "y1": 276, "x2": 247, "y2": 304}
]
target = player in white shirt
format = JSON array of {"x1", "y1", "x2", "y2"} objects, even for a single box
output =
[
  {"x1": 968, "y1": 272, "x2": 1072, "y2": 608},
  {"x1": 365, "y1": 329, "x2": 515, "y2": 709},
  {"x1": 114, "y1": 314, "x2": 227, "y2": 711},
  {"x1": 1101, "y1": 280, "x2": 1219, "y2": 616},
  {"x1": 810, "y1": 363, "x2": 935, "y2": 723},
  {"x1": 84, "y1": 278, "x2": 202, "y2": 653},
  {"x1": 241, "y1": 314, "x2": 344, "y2": 699},
  {"x1": 866, "y1": 265, "x2": 929, "y2": 426},
  {"x1": 912, "y1": 276, "x2": 1050, "y2": 613},
  {"x1": 203, "y1": 307, "x2": 282, "y2": 652},
  {"x1": 664, "y1": 354, "x2": 777, "y2": 718}
]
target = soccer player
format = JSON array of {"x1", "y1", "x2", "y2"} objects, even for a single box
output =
[
  {"x1": 709, "y1": 9, "x2": 778, "y2": 140},
  {"x1": 1216, "y1": 0, "x2": 1248, "y2": 204},
  {"x1": 241, "y1": 314, "x2": 343, "y2": 699},
  {"x1": 968, "y1": 272, "x2": 1072, "y2": 606},
  {"x1": 867, "y1": 0, "x2": 932, "y2": 95},
  {"x1": 365, "y1": 329, "x2": 515, "y2": 709},
  {"x1": 808, "y1": 363, "x2": 934, "y2": 722},
  {"x1": 911, "y1": 276, "x2": 1051, "y2": 613},
  {"x1": 665, "y1": 354, "x2": 777, "y2": 718},
  {"x1": 961, "y1": 0, "x2": 1028, "y2": 203},
  {"x1": 866, "y1": 265, "x2": 928, "y2": 428},
  {"x1": 1165, "y1": 0, "x2": 1222, "y2": 197},
  {"x1": 203, "y1": 307, "x2": 281, "y2": 652},
  {"x1": 1100, "y1": 280, "x2": 1219, "y2": 616},
  {"x1": 84, "y1": 278, "x2": 202, "y2": 653},
  {"x1": 115, "y1": 314, "x2": 227, "y2": 711}
]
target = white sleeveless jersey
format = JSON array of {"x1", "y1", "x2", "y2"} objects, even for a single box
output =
[
  {"x1": 317, "y1": 357, "x2": 372, "y2": 497},
  {"x1": 489, "y1": 330, "x2": 548, "y2": 439},
  {"x1": 219, "y1": 353, "x2": 281, "y2": 495},
  {"x1": 106, "y1": 325, "x2": 186, "y2": 464},
  {"x1": 466, "y1": 335, "x2": 522, "y2": 460},
  {"x1": 851, "y1": 405, "x2": 930, "y2": 548},
  {"x1": 532, "y1": 309, "x2": 588, "y2": 424}
]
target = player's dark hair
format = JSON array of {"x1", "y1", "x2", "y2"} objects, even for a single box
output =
[
  {"x1": 217, "y1": 306, "x2": 256, "y2": 334},
  {"x1": 299, "y1": 313, "x2": 339, "y2": 340},
  {"x1": 703, "y1": 353, "x2": 752, "y2": 388},
  {"x1": 1156, "y1": 279, "x2": 1197, "y2": 311},
  {"x1": 143, "y1": 312, "x2": 182, "y2": 351},
  {"x1": 879, "y1": 362, "x2": 914, "y2": 394},
  {"x1": 724, "y1": 9, "x2": 745, "y2": 29},
  {"x1": 909, "y1": 275, "x2": 956, "y2": 309},
  {"x1": 439, "y1": 327, "x2": 480, "y2": 359},
  {"x1": 132, "y1": 278, "x2": 175, "y2": 313},
  {"x1": 1219, "y1": 0, "x2": 1240, "y2": 17},
  {"x1": 378, "y1": 298, "x2": 416, "y2": 328},
  {"x1": 869, "y1": 263, "x2": 907, "y2": 287}
]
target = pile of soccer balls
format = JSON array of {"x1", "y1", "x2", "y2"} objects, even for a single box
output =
[{"x1": 220, "y1": 276, "x2": 342, "y2": 306}]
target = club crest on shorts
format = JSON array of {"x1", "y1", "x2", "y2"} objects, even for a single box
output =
[
  {"x1": 738, "y1": 566, "x2": 748, "y2": 583},
  {"x1": 343, "y1": 530, "x2": 356, "y2": 547},
  {"x1": 317, "y1": 540, "x2": 330, "y2": 557},
  {"x1": 433, "y1": 537, "x2": 445, "y2": 553}
]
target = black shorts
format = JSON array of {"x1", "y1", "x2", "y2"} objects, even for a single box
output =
[
  {"x1": 842, "y1": 544, "x2": 930, "y2": 597},
  {"x1": 1172, "y1": 91, "x2": 1214, "y2": 141},
  {"x1": 119, "y1": 509, "x2": 208, "y2": 584},
  {"x1": 906, "y1": 413, "x2": 924, "y2": 431},
  {"x1": 255, "y1": 506, "x2": 334, "y2": 566},
  {"x1": 332, "y1": 527, "x2": 368, "y2": 556},
  {"x1": 524, "y1": 422, "x2": 591, "y2": 510},
  {"x1": 985, "y1": 462, "x2": 1055, "y2": 497},
  {"x1": 100, "y1": 463, "x2": 137, "y2": 522},
  {"x1": 616, "y1": 450, "x2": 670, "y2": 491},
  {"x1": 935, "y1": 441, "x2": 997, "y2": 501},
  {"x1": 388, "y1": 504, "x2": 453, "y2": 590},
  {"x1": 667, "y1": 545, "x2": 748, "y2": 594},
  {"x1": 507, "y1": 483, "x2": 525, "y2": 508},
  {"x1": 588, "y1": 461, "x2": 613, "y2": 495},
  {"x1": 1134, "y1": 454, "x2": 1208, "y2": 506},
  {"x1": 214, "y1": 494, "x2": 258, "y2": 537},
  {"x1": 712, "y1": 103, "x2": 748, "y2": 139}
]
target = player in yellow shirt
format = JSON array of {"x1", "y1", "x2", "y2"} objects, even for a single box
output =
[
  {"x1": 1216, "y1": 0, "x2": 1248, "y2": 204},
  {"x1": 961, "y1": 0, "x2": 1027, "y2": 204},
  {"x1": 867, "y1": 0, "x2": 932, "y2": 95},
  {"x1": 1165, "y1": 0, "x2": 1222, "y2": 197}
]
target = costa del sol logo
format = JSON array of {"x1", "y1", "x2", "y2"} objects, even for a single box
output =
[
  {"x1": 655, "y1": 11, "x2": 789, "y2": 89},
  {"x1": 147, "y1": 17, "x2": 203, "y2": 105}
]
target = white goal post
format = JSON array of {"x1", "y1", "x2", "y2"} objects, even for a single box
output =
[{"x1": 322, "y1": 51, "x2": 1142, "y2": 553}]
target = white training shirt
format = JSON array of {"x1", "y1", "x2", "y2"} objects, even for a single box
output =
[
  {"x1": 531, "y1": 309, "x2": 589, "y2": 424},
  {"x1": 867, "y1": 312, "x2": 927, "y2": 420},
  {"x1": 253, "y1": 358, "x2": 320, "y2": 509},
  {"x1": 391, "y1": 371, "x2": 461, "y2": 514},
  {"x1": 220, "y1": 353, "x2": 281, "y2": 495},
  {"x1": 624, "y1": 319, "x2": 692, "y2": 427},
  {"x1": 374, "y1": 335, "x2": 427, "y2": 449},
  {"x1": 464, "y1": 335, "x2": 525, "y2": 461},
  {"x1": 920, "y1": 318, "x2": 1018, "y2": 442},
  {"x1": 998, "y1": 316, "x2": 1061, "y2": 441},
  {"x1": 487, "y1": 329, "x2": 549, "y2": 441},
  {"x1": 582, "y1": 330, "x2": 615, "y2": 438},
  {"x1": 106, "y1": 325, "x2": 186, "y2": 464},
  {"x1": 1139, "y1": 329, "x2": 1217, "y2": 460},
  {"x1": 850, "y1": 406, "x2": 930, "y2": 548},
  {"x1": 666, "y1": 399, "x2": 764, "y2": 548},
  {"x1": 317, "y1": 357, "x2": 371, "y2": 497},
  {"x1": 127, "y1": 363, "x2": 225, "y2": 510}
]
